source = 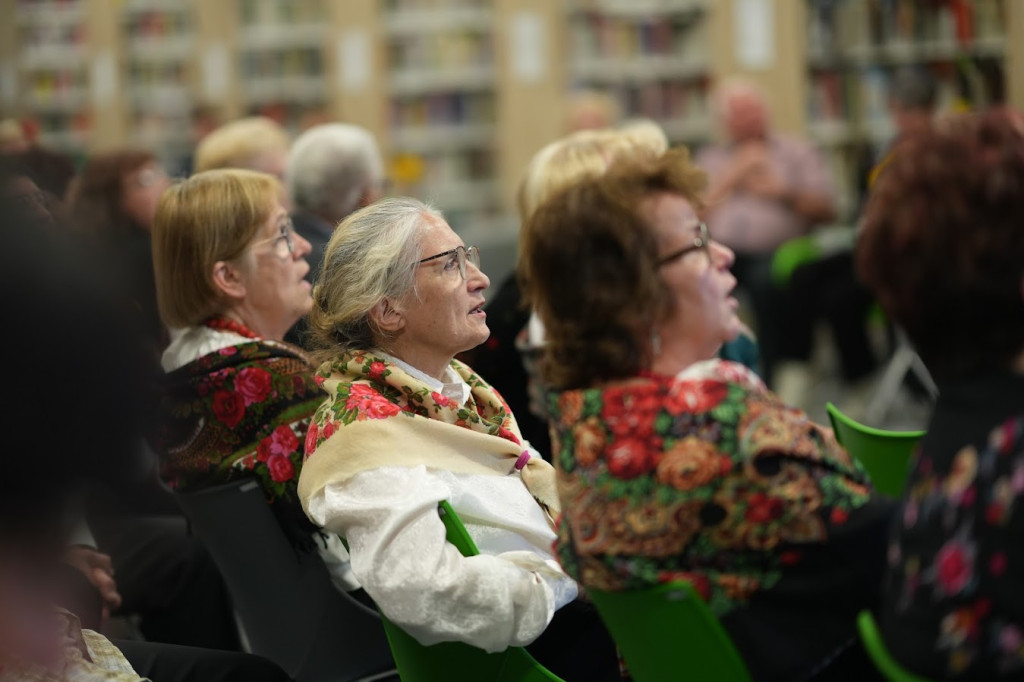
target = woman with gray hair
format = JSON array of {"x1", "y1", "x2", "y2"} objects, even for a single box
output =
[{"x1": 297, "y1": 197, "x2": 620, "y2": 681}]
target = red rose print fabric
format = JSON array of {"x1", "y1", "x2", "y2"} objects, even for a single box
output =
[{"x1": 154, "y1": 340, "x2": 322, "y2": 500}]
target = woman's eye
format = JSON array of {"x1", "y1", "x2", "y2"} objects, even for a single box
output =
[{"x1": 444, "y1": 255, "x2": 459, "y2": 271}]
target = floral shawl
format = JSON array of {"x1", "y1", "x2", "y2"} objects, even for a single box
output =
[
  {"x1": 154, "y1": 339, "x2": 322, "y2": 499},
  {"x1": 297, "y1": 350, "x2": 560, "y2": 521},
  {"x1": 880, "y1": 372, "x2": 1024, "y2": 679},
  {"x1": 549, "y1": 359, "x2": 895, "y2": 680}
]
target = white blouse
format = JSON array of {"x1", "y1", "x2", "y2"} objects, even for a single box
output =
[{"x1": 306, "y1": 464, "x2": 578, "y2": 652}]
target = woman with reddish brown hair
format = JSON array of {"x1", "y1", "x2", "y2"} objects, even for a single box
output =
[
  {"x1": 522, "y1": 147, "x2": 895, "y2": 681},
  {"x1": 857, "y1": 108, "x2": 1024, "y2": 680}
]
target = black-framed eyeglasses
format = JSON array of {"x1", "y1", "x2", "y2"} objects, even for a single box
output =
[
  {"x1": 417, "y1": 245, "x2": 481, "y2": 280},
  {"x1": 256, "y1": 217, "x2": 296, "y2": 259},
  {"x1": 657, "y1": 222, "x2": 711, "y2": 266}
]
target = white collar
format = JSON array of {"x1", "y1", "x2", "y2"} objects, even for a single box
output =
[
  {"x1": 161, "y1": 325, "x2": 254, "y2": 372},
  {"x1": 375, "y1": 350, "x2": 471, "y2": 406}
]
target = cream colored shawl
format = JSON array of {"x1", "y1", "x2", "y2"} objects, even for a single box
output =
[{"x1": 297, "y1": 351, "x2": 560, "y2": 523}]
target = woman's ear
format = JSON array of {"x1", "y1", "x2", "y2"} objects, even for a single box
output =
[
  {"x1": 211, "y1": 260, "x2": 247, "y2": 301},
  {"x1": 369, "y1": 297, "x2": 405, "y2": 334}
]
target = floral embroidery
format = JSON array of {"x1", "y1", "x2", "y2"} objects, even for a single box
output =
[
  {"x1": 155, "y1": 340, "x2": 321, "y2": 500},
  {"x1": 549, "y1": 359, "x2": 873, "y2": 616},
  {"x1": 886, "y1": 411, "x2": 1024, "y2": 677},
  {"x1": 305, "y1": 350, "x2": 521, "y2": 458}
]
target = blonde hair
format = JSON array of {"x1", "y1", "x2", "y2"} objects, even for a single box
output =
[
  {"x1": 152, "y1": 169, "x2": 278, "y2": 328},
  {"x1": 306, "y1": 197, "x2": 440, "y2": 362},
  {"x1": 193, "y1": 116, "x2": 290, "y2": 173},
  {"x1": 516, "y1": 123, "x2": 669, "y2": 286}
]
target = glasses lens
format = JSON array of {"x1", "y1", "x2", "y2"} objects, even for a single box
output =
[{"x1": 466, "y1": 245, "x2": 480, "y2": 269}]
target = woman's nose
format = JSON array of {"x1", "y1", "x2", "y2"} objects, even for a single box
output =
[
  {"x1": 711, "y1": 240, "x2": 735, "y2": 268},
  {"x1": 294, "y1": 231, "x2": 312, "y2": 259},
  {"x1": 467, "y1": 260, "x2": 489, "y2": 291}
]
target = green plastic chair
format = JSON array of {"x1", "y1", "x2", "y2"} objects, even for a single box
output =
[
  {"x1": 856, "y1": 610, "x2": 937, "y2": 682},
  {"x1": 771, "y1": 234, "x2": 821, "y2": 288},
  {"x1": 373, "y1": 501, "x2": 564, "y2": 682},
  {"x1": 826, "y1": 402, "x2": 925, "y2": 497},
  {"x1": 588, "y1": 582, "x2": 752, "y2": 682}
]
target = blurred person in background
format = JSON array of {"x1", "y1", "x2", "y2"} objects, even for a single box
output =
[
  {"x1": 193, "y1": 116, "x2": 291, "y2": 185},
  {"x1": 0, "y1": 155, "x2": 55, "y2": 231},
  {"x1": 17, "y1": 144, "x2": 77, "y2": 225},
  {"x1": 0, "y1": 117, "x2": 30, "y2": 154},
  {"x1": 858, "y1": 108, "x2": 1024, "y2": 680},
  {"x1": 284, "y1": 123, "x2": 387, "y2": 347},
  {"x1": 867, "y1": 65, "x2": 939, "y2": 190},
  {"x1": 69, "y1": 149, "x2": 172, "y2": 355},
  {"x1": 286, "y1": 123, "x2": 386, "y2": 287},
  {"x1": 697, "y1": 78, "x2": 837, "y2": 392},
  {"x1": 0, "y1": 163, "x2": 291, "y2": 682},
  {"x1": 564, "y1": 89, "x2": 622, "y2": 132},
  {"x1": 523, "y1": 147, "x2": 894, "y2": 682}
]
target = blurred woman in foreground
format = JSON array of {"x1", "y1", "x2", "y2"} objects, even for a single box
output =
[{"x1": 859, "y1": 108, "x2": 1024, "y2": 680}]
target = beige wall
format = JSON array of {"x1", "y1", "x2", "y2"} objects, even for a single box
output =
[
  {"x1": 494, "y1": 0, "x2": 567, "y2": 215},
  {"x1": 708, "y1": 0, "x2": 808, "y2": 135}
]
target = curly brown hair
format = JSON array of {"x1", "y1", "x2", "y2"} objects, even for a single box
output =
[
  {"x1": 856, "y1": 108, "x2": 1024, "y2": 381},
  {"x1": 521, "y1": 147, "x2": 706, "y2": 390}
]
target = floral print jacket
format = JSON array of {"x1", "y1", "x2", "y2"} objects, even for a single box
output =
[
  {"x1": 881, "y1": 372, "x2": 1024, "y2": 680},
  {"x1": 549, "y1": 359, "x2": 895, "y2": 681}
]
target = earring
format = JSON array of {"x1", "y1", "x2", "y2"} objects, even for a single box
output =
[{"x1": 650, "y1": 328, "x2": 661, "y2": 357}]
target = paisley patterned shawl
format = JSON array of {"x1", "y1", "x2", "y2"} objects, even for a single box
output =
[
  {"x1": 547, "y1": 358, "x2": 884, "y2": 616},
  {"x1": 297, "y1": 350, "x2": 560, "y2": 522},
  {"x1": 153, "y1": 339, "x2": 322, "y2": 500}
]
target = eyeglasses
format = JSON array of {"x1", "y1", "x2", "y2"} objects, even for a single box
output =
[
  {"x1": 255, "y1": 217, "x2": 296, "y2": 259},
  {"x1": 657, "y1": 222, "x2": 711, "y2": 266},
  {"x1": 417, "y1": 245, "x2": 481, "y2": 280}
]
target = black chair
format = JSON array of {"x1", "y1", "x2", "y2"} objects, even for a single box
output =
[{"x1": 175, "y1": 478, "x2": 397, "y2": 682}]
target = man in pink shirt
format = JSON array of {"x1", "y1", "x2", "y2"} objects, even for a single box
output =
[{"x1": 697, "y1": 79, "x2": 837, "y2": 387}]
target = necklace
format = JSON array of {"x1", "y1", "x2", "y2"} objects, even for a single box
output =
[{"x1": 203, "y1": 316, "x2": 260, "y2": 340}]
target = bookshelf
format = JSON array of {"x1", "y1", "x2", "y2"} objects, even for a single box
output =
[
  {"x1": 12, "y1": 0, "x2": 93, "y2": 155},
  {"x1": 805, "y1": 0, "x2": 1015, "y2": 223},
  {"x1": 119, "y1": 0, "x2": 197, "y2": 174},
  {"x1": 236, "y1": 0, "x2": 330, "y2": 136},
  {"x1": 565, "y1": 0, "x2": 713, "y2": 147},
  {"x1": 381, "y1": 0, "x2": 502, "y2": 238}
]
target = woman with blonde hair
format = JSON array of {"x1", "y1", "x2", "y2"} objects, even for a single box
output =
[{"x1": 151, "y1": 169, "x2": 331, "y2": 560}]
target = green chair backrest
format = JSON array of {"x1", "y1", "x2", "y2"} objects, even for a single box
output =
[
  {"x1": 375, "y1": 500, "x2": 564, "y2": 682},
  {"x1": 826, "y1": 402, "x2": 925, "y2": 498},
  {"x1": 771, "y1": 234, "x2": 821, "y2": 288},
  {"x1": 588, "y1": 582, "x2": 752, "y2": 682},
  {"x1": 856, "y1": 610, "x2": 937, "y2": 682}
]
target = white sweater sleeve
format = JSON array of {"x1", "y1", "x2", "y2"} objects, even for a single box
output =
[{"x1": 305, "y1": 466, "x2": 559, "y2": 652}]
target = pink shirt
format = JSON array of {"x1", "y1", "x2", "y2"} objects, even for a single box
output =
[{"x1": 697, "y1": 135, "x2": 835, "y2": 255}]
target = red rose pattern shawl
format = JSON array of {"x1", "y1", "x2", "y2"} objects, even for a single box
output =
[{"x1": 154, "y1": 339, "x2": 322, "y2": 500}]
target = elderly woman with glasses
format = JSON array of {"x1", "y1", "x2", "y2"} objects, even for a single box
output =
[
  {"x1": 150, "y1": 169, "x2": 352, "y2": 571},
  {"x1": 522, "y1": 148, "x2": 896, "y2": 682},
  {"x1": 297, "y1": 197, "x2": 621, "y2": 681}
]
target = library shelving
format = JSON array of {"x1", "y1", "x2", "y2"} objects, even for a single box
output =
[
  {"x1": 383, "y1": 0, "x2": 501, "y2": 237},
  {"x1": 236, "y1": 0, "x2": 330, "y2": 136},
  {"x1": 565, "y1": 0, "x2": 713, "y2": 147},
  {"x1": 120, "y1": 0, "x2": 198, "y2": 174},
  {"x1": 805, "y1": 0, "x2": 1016, "y2": 223},
  {"x1": 12, "y1": 0, "x2": 92, "y2": 155}
]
